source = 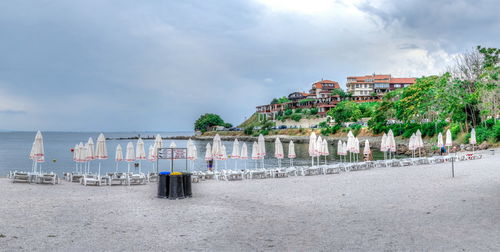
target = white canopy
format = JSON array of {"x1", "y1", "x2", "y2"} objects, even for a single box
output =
[
  {"x1": 204, "y1": 143, "x2": 213, "y2": 161},
  {"x1": 445, "y1": 129, "x2": 452, "y2": 147},
  {"x1": 316, "y1": 136, "x2": 323, "y2": 156},
  {"x1": 240, "y1": 143, "x2": 249, "y2": 160},
  {"x1": 95, "y1": 133, "x2": 108, "y2": 160},
  {"x1": 308, "y1": 132, "x2": 317, "y2": 157},
  {"x1": 212, "y1": 134, "x2": 222, "y2": 160},
  {"x1": 380, "y1": 133, "x2": 387, "y2": 152},
  {"x1": 32, "y1": 131, "x2": 45, "y2": 163},
  {"x1": 437, "y1": 132, "x2": 444, "y2": 148},
  {"x1": 363, "y1": 140, "x2": 371, "y2": 155},
  {"x1": 251, "y1": 142, "x2": 260, "y2": 160},
  {"x1": 258, "y1": 134, "x2": 266, "y2": 158},
  {"x1": 409, "y1": 134, "x2": 416, "y2": 151},
  {"x1": 72, "y1": 144, "x2": 79, "y2": 162},
  {"x1": 387, "y1": 130, "x2": 396, "y2": 152},
  {"x1": 147, "y1": 145, "x2": 155, "y2": 162},
  {"x1": 322, "y1": 139, "x2": 329, "y2": 156},
  {"x1": 136, "y1": 138, "x2": 146, "y2": 160},
  {"x1": 274, "y1": 137, "x2": 284, "y2": 159},
  {"x1": 416, "y1": 130, "x2": 424, "y2": 148},
  {"x1": 220, "y1": 145, "x2": 228, "y2": 161},
  {"x1": 231, "y1": 139, "x2": 240, "y2": 159},
  {"x1": 77, "y1": 142, "x2": 85, "y2": 163},
  {"x1": 470, "y1": 128, "x2": 477, "y2": 145},
  {"x1": 337, "y1": 140, "x2": 343, "y2": 155},
  {"x1": 125, "y1": 142, "x2": 135, "y2": 162},
  {"x1": 115, "y1": 144, "x2": 124, "y2": 162},
  {"x1": 86, "y1": 137, "x2": 95, "y2": 161},
  {"x1": 288, "y1": 140, "x2": 296, "y2": 159}
]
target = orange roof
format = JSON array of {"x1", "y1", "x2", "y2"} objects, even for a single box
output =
[
  {"x1": 313, "y1": 80, "x2": 340, "y2": 89},
  {"x1": 390, "y1": 78, "x2": 416, "y2": 84}
]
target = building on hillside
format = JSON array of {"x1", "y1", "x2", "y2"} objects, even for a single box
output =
[
  {"x1": 346, "y1": 74, "x2": 416, "y2": 98},
  {"x1": 256, "y1": 80, "x2": 342, "y2": 120}
]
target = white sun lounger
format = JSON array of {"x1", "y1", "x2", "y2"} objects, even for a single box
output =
[{"x1": 12, "y1": 172, "x2": 30, "y2": 183}]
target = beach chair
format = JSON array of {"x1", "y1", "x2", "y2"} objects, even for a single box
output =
[
  {"x1": 39, "y1": 174, "x2": 59, "y2": 185},
  {"x1": 148, "y1": 172, "x2": 158, "y2": 182},
  {"x1": 247, "y1": 169, "x2": 267, "y2": 179},
  {"x1": 109, "y1": 173, "x2": 127, "y2": 185},
  {"x1": 400, "y1": 159, "x2": 413, "y2": 166},
  {"x1": 12, "y1": 172, "x2": 30, "y2": 183},
  {"x1": 324, "y1": 164, "x2": 341, "y2": 174},
  {"x1": 128, "y1": 173, "x2": 147, "y2": 185},
  {"x1": 82, "y1": 174, "x2": 101, "y2": 186},
  {"x1": 71, "y1": 174, "x2": 84, "y2": 183},
  {"x1": 303, "y1": 166, "x2": 322, "y2": 176},
  {"x1": 285, "y1": 167, "x2": 298, "y2": 176}
]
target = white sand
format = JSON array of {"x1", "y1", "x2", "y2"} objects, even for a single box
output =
[{"x1": 1, "y1": 150, "x2": 500, "y2": 251}]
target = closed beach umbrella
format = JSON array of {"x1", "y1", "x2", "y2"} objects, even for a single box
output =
[
  {"x1": 95, "y1": 133, "x2": 108, "y2": 176},
  {"x1": 192, "y1": 145, "x2": 198, "y2": 161},
  {"x1": 240, "y1": 142, "x2": 249, "y2": 170},
  {"x1": 115, "y1": 144, "x2": 123, "y2": 172},
  {"x1": 240, "y1": 143, "x2": 248, "y2": 159},
  {"x1": 135, "y1": 138, "x2": 146, "y2": 174},
  {"x1": 309, "y1": 132, "x2": 317, "y2": 166},
  {"x1": 316, "y1": 136, "x2": 323, "y2": 156},
  {"x1": 274, "y1": 137, "x2": 284, "y2": 168},
  {"x1": 274, "y1": 137, "x2": 284, "y2": 159},
  {"x1": 187, "y1": 139, "x2": 194, "y2": 160},
  {"x1": 73, "y1": 144, "x2": 79, "y2": 172},
  {"x1": 445, "y1": 129, "x2": 452, "y2": 147},
  {"x1": 342, "y1": 142, "x2": 347, "y2": 157},
  {"x1": 80, "y1": 143, "x2": 87, "y2": 174},
  {"x1": 288, "y1": 141, "x2": 296, "y2": 159},
  {"x1": 220, "y1": 145, "x2": 228, "y2": 170},
  {"x1": 205, "y1": 143, "x2": 213, "y2": 161},
  {"x1": 415, "y1": 129, "x2": 424, "y2": 157},
  {"x1": 322, "y1": 139, "x2": 329, "y2": 165},
  {"x1": 288, "y1": 140, "x2": 296, "y2": 167},
  {"x1": 363, "y1": 140, "x2": 371, "y2": 155},
  {"x1": 153, "y1": 134, "x2": 163, "y2": 159},
  {"x1": 380, "y1": 133, "x2": 387, "y2": 152},
  {"x1": 85, "y1": 137, "x2": 95, "y2": 174},
  {"x1": 251, "y1": 142, "x2": 259, "y2": 160},
  {"x1": 258, "y1": 134, "x2": 266, "y2": 158},
  {"x1": 251, "y1": 141, "x2": 259, "y2": 169},
  {"x1": 387, "y1": 130, "x2": 396, "y2": 153},
  {"x1": 125, "y1": 142, "x2": 135, "y2": 174},
  {"x1": 212, "y1": 134, "x2": 222, "y2": 160},
  {"x1": 31, "y1": 131, "x2": 45, "y2": 173},
  {"x1": 231, "y1": 139, "x2": 240, "y2": 159},
  {"x1": 437, "y1": 132, "x2": 444, "y2": 148},
  {"x1": 148, "y1": 145, "x2": 155, "y2": 161},
  {"x1": 337, "y1": 140, "x2": 343, "y2": 162}
]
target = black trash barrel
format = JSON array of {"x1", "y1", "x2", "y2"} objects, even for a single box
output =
[
  {"x1": 183, "y1": 173, "x2": 192, "y2": 197},
  {"x1": 168, "y1": 174, "x2": 185, "y2": 200},
  {"x1": 157, "y1": 171, "x2": 170, "y2": 198}
]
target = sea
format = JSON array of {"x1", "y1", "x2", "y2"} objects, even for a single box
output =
[{"x1": 0, "y1": 131, "x2": 395, "y2": 176}]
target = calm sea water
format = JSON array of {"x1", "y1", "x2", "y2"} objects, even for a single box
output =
[{"x1": 0, "y1": 132, "x2": 395, "y2": 176}]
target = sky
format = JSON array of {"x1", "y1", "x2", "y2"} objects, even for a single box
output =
[{"x1": 0, "y1": 0, "x2": 498, "y2": 131}]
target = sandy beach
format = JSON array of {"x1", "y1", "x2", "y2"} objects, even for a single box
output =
[{"x1": 1, "y1": 150, "x2": 499, "y2": 251}]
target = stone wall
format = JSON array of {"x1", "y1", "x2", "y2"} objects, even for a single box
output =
[{"x1": 275, "y1": 118, "x2": 325, "y2": 128}]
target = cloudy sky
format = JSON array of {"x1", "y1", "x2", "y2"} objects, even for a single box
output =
[{"x1": 0, "y1": 0, "x2": 498, "y2": 131}]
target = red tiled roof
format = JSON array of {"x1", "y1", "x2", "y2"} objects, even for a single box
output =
[
  {"x1": 313, "y1": 80, "x2": 340, "y2": 89},
  {"x1": 390, "y1": 78, "x2": 416, "y2": 84}
]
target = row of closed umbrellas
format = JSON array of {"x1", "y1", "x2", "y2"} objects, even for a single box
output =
[{"x1": 27, "y1": 127, "x2": 477, "y2": 174}]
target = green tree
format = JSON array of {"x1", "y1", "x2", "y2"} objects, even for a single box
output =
[
  {"x1": 194, "y1": 113, "x2": 225, "y2": 133},
  {"x1": 327, "y1": 101, "x2": 361, "y2": 123}
]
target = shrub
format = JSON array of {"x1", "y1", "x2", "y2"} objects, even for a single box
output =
[
  {"x1": 244, "y1": 126, "x2": 253, "y2": 135},
  {"x1": 294, "y1": 108, "x2": 302, "y2": 113},
  {"x1": 310, "y1": 108, "x2": 318, "y2": 115},
  {"x1": 291, "y1": 114, "x2": 302, "y2": 122},
  {"x1": 284, "y1": 109, "x2": 293, "y2": 116}
]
